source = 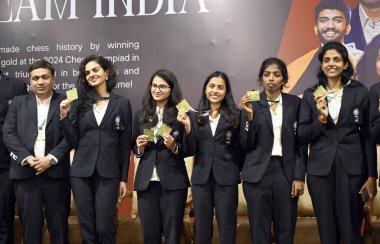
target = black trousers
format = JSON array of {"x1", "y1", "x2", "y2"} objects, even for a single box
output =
[
  {"x1": 243, "y1": 156, "x2": 298, "y2": 244},
  {"x1": 192, "y1": 172, "x2": 238, "y2": 244},
  {"x1": 308, "y1": 155, "x2": 365, "y2": 244},
  {"x1": 71, "y1": 171, "x2": 119, "y2": 244},
  {"x1": 0, "y1": 169, "x2": 15, "y2": 244},
  {"x1": 137, "y1": 181, "x2": 187, "y2": 244},
  {"x1": 14, "y1": 174, "x2": 70, "y2": 244}
]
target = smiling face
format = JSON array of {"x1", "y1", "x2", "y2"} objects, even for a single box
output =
[
  {"x1": 315, "y1": 9, "x2": 350, "y2": 44},
  {"x1": 321, "y1": 49, "x2": 348, "y2": 80},
  {"x1": 205, "y1": 76, "x2": 226, "y2": 107},
  {"x1": 261, "y1": 64, "x2": 284, "y2": 93},
  {"x1": 85, "y1": 61, "x2": 108, "y2": 91},
  {"x1": 30, "y1": 68, "x2": 55, "y2": 100},
  {"x1": 150, "y1": 76, "x2": 171, "y2": 105}
]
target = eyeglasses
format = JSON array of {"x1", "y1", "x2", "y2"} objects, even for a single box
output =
[{"x1": 150, "y1": 84, "x2": 171, "y2": 92}]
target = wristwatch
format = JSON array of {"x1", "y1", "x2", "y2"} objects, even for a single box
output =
[{"x1": 47, "y1": 154, "x2": 57, "y2": 165}]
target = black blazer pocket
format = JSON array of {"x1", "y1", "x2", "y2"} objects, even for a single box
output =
[{"x1": 112, "y1": 114, "x2": 125, "y2": 131}]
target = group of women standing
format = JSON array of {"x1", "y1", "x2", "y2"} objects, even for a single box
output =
[{"x1": 59, "y1": 41, "x2": 378, "y2": 244}]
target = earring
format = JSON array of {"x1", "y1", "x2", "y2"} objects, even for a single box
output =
[{"x1": 106, "y1": 77, "x2": 108, "y2": 81}]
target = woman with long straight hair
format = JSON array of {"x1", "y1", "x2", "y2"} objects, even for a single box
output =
[
  {"x1": 133, "y1": 69, "x2": 195, "y2": 244},
  {"x1": 191, "y1": 71, "x2": 242, "y2": 244},
  {"x1": 60, "y1": 55, "x2": 132, "y2": 243}
]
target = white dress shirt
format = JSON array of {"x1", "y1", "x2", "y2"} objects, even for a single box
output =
[
  {"x1": 209, "y1": 114, "x2": 221, "y2": 137},
  {"x1": 22, "y1": 95, "x2": 57, "y2": 165},
  {"x1": 359, "y1": 4, "x2": 380, "y2": 45},
  {"x1": 34, "y1": 95, "x2": 52, "y2": 158},
  {"x1": 93, "y1": 100, "x2": 109, "y2": 126},
  {"x1": 326, "y1": 87, "x2": 344, "y2": 125},
  {"x1": 150, "y1": 106, "x2": 164, "y2": 181},
  {"x1": 268, "y1": 94, "x2": 283, "y2": 156}
]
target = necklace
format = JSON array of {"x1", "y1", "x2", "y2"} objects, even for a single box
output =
[{"x1": 270, "y1": 103, "x2": 278, "y2": 116}]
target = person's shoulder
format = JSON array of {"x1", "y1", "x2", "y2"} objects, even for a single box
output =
[
  {"x1": 370, "y1": 81, "x2": 380, "y2": 92},
  {"x1": 349, "y1": 79, "x2": 367, "y2": 90},
  {"x1": 282, "y1": 92, "x2": 301, "y2": 101},
  {"x1": 303, "y1": 83, "x2": 319, "y2": 95},
  {"x1": 1, "y1": 73, "x2": 24, "y2": 84},
  {"x1": 0, "y1": 74, "x2": 27, "y2": 91},
  {"x1": 54, "y1": 90, "x2": 66, "y2": 99},
  {"x1": 113, "y1": 93, "x2": 131, "y2": 104},
  {"x1": 349, "y1": 80, "x2": 370, "y2": 97},
  {"x1": 9, "y1": 93, "x2": 29, "y2": 106}
]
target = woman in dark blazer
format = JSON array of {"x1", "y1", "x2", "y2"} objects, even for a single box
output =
[
  {"x1": 298, "y1": 42, "x2": 377, "y2": 244},
  {"x1": 240, "y1": 57, "x2": 306, "y2": 244},
  {"x1": 190, "y1": 71, "x2": 241, "y2": 244},
  {"x1": 133, "y1": 69, "x2": 194, "y2": 244},
  {"x1": 59, "y1": 55, "x2": 132, "y2": 244}
]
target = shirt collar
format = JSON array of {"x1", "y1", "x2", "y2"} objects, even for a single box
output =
[
  {"x1": 267, "y1": 93, "x2": 282, "y2": 105},
  {"x1": 359, "y1": 4, "x2": 380, "y2": 28},
  {"x1": 209, "y1": 113, "x2": 221, "y2": 122},
  {"x1": 326, "y1": 80, "x2": 351, "y2": 98},
  {"x1": 35, "y1": 94, "x2": 52, "y2": 105},
  {"x1": 156, "y1": 106, "x2": 164, "y2": 115}
]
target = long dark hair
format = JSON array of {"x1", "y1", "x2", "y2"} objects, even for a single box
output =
[
  {"x1": 356, "y1": 35, "x2": 380, "y2": 86},
  {"x1": 196, "y1": 71, "x2": 240, "y2": 127},
  {"x1": 317, "y1": 42, "x2": 354, "y2": 87},
  {"x1": 140, "y1": 69, "x2": 182, "y2": 128},
  {"x1": 76, "y1": 55, "x2": 117, "y2": 118}
]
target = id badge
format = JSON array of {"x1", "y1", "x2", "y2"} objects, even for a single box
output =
[{"x1": 37, "y1": 130, "x2": 46, "y2": 140}]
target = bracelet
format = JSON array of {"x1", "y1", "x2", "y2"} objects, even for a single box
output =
[
  {"x1": 136, "y1": 150, "x2": 144, "y2": 158},
  {"x1": 172, "y1": 144, "x2": 179, "y2": 154},
  {"x1": 318, "y1": 114, "x2": 327, "y2": 124}
]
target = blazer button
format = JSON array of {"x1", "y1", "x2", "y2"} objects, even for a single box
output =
[{"x1": 155, "y1": 160, "x2": 159, "y2": 165}]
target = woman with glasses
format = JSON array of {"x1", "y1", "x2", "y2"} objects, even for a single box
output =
[
  {"x1": 133, "y1": 69, "x2": 195, "y2": 244},
  {"x1": 59, "y1": 55, "x2": 132, "y2": 243},
  {"x1": 239, "y1": 57, "x2": 306, "y2": 244}
]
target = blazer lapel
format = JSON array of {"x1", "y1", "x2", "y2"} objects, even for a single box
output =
[
  {"x1": 88, "y1": 108, "x2": 98, "y2": 127},
  {"x1": 27, "y1": 93, "x2": 38, "y2": 127},
  {"x1": 259, "y1": 91, "x2": 273, "y2": 131},
  {"x1": 281, "y1": 94, "x2": 292, "y2": 135},
  {"x1": 214, "y1": 115, "x2": 226, "y2": 139},
  {"x1": 336, "y1": 85, "x2": 351, "y2": 126},
  {"x1": 99, "y1": 93, "x2": 118, "y2": 127},
  {"x1": 204, "y1": 116, "x2": 213, "y2": 138},
  {"x1": 46, "y1": 92, "x2": 59, "y2": 127},
  {"x1": 0, "y1": 74, "x2": 10, "y2": 99}
]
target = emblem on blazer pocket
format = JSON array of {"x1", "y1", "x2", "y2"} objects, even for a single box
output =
[
  {"x1": 172, "y1": 130, "x2": 179, "y2": 138},
  {"x1": 113, "y1": 115, "x2": 125, "y2": 130},
  {"x1": 352, "y1": 107, "x2": 361, "y2": 124},
  {"x1": 115, "y1": 116, "x2": 120, "y2": 130},
  {"x1": 226, "y1": 130, "x2": 232, "y2": 144}
]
